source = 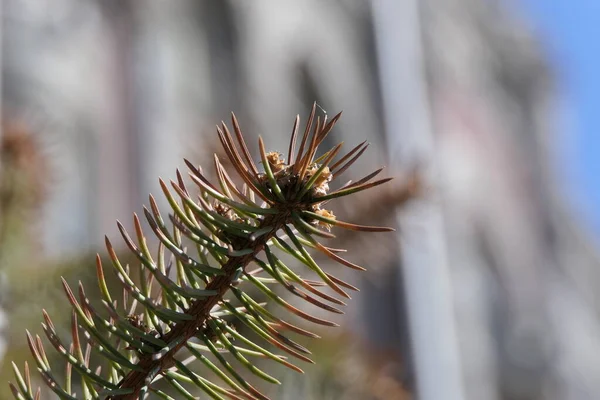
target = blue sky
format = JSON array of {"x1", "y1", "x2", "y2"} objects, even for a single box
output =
[{"x1": 520, "y1": 1, "x2": 600, "y2": 238}]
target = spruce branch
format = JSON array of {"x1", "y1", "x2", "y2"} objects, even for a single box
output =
[{"x1": 9, "y1": 103, "x2": 395, "y2": 399}]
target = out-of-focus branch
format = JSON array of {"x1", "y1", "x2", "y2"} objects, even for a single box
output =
[{"x1": 0, "y1": 121, "x2": 47, "y2": 385}]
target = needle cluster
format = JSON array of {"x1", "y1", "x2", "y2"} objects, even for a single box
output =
[{"x1": 9, "y1": 103, "x2": 393, "y2": 400}]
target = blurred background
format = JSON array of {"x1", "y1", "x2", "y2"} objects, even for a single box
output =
[{"x1": 0, "y1": 0, "x2": 599, "y2": 399}]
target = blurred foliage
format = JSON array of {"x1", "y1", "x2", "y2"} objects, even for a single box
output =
[{"x1": 0, "y1": 121, "x2": 47, "y2": 268}]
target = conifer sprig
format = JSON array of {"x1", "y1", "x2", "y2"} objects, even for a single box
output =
[{"x1": 10, "y1": 103, "x2": 394, "y2": 399}]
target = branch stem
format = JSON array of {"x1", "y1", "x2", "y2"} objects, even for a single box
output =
[{"x1": 109, "y1": 211, "x2": 291, "y2": 399}]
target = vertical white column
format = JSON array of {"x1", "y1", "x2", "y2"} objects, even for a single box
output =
[{"x1": 371, "y1": 1, "x2": 465, "y2": 399}]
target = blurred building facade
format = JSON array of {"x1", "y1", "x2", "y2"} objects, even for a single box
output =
[
  {"x1": 2, "y1": 0, "x2": 600, "y2": 399},
  {"x1": 419, "y1": 1, "x2": 600, "y2": 399}
]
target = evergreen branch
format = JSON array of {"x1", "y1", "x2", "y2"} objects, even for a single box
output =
[{"x1": 9, "y1": 104, "x2": 395, "y2": 399}]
